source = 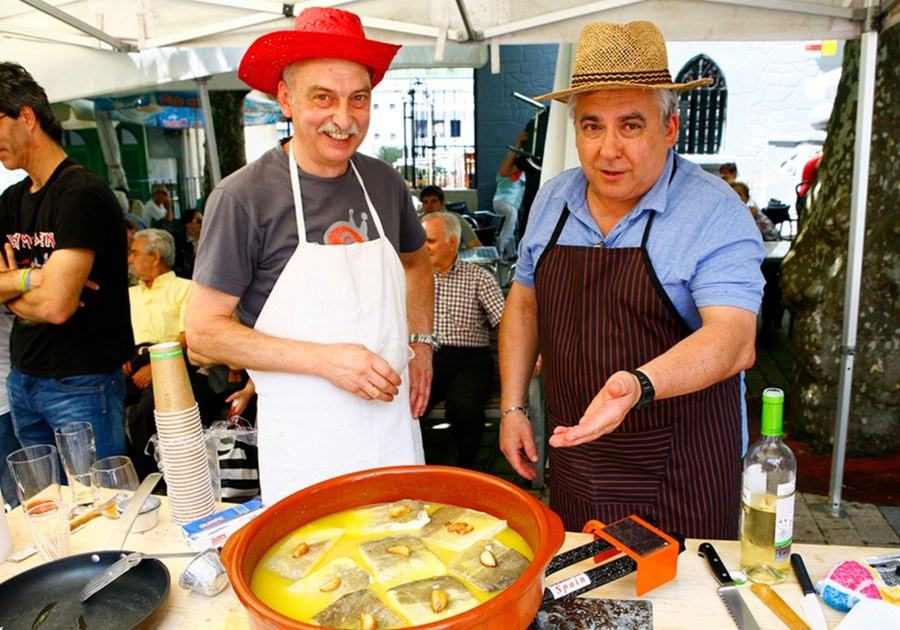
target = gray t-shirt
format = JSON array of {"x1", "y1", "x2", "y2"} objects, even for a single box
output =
[{"x1": 194, "y1": 143, "x2": 425, "y2": 326}]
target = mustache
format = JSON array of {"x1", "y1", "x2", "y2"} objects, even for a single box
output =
[{"x1": 317, "y1": 122, "x2": 361, "y2": 136}]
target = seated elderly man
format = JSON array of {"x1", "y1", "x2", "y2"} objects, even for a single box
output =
[
  {"x1": 421, "y1": 212, "x2": 504, "y2": 468},
  {"x1": 143, "y1": 184, "x2": 174, "y2": 226},
  {"x1": 124, "y1": 228, "x2": 192, "y2": 477},
  {"x1": 419, "y1": 185, "x2": 482, "y2": 250}
]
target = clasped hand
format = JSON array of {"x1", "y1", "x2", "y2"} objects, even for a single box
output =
[{"x1": 323, "y1": 343, "x2": 402, "y2": 403}]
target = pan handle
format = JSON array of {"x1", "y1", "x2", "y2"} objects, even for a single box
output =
[
  {"x1": 545, "y1": 539, "x2": 614, "y2": 577},
  {"x1": 540, "y1": 555, "x2": 638, "y2": 610}
]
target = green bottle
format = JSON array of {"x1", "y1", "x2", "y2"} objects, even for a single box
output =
[{"x1": 739, "y1": 388, "x2": 797, "y2": 584}]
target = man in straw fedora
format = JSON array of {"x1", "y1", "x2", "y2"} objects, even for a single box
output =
[
  {"x1": 499, "y1": 21, "x2": 765, "y2": 539},
  {"x1": 186, "y1": 7, "x2": 433, "y2": 505}
]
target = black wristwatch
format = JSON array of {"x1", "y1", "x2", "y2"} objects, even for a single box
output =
[
  {"x1": 409, "y1": 333, "x2": 440, "y2": 351},
  {"x1": 630, "y1": 369, "x2": 655, "y2": 410}
]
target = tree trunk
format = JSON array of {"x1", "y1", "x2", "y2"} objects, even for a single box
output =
[
  {"x1": 203, "y1": 90, "x2": 248, "y2": 198},
  {"x1": 781, "y1": 23, "x2": 900, "y2": 456}
]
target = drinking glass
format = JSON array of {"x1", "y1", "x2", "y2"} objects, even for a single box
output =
[
  {"x1": 6, "y1": 444, "x2": 61, "y2": 511},
  {"x1": 54, "y1": 421, "x2": 100, "y2": 507},
  {"x1": 24, "y1": 498, "x2": 71, "y2": 561},
  {"x1": 90, "y1": 455, "x2": 139, "y2": 519}
]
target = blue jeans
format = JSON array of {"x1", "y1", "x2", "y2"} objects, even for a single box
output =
[
  {"x1": 7, "y1": 368, "x2": 127, "y2": 462},
  {"x1": 0, "y1": 411, "x2": 22, "y2": 508}
]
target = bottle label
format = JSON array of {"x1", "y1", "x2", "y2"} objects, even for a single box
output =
[
  {"x1": 741, "y1": 463, "x2": 766, "y2": 505},
  {"x1": 774, "y1": 491, "x2": 794, "y2": 557}
]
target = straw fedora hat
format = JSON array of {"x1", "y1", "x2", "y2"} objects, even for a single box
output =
[
  {"x1": 238, "y1": 7, "x2": 401, "y2": 96},
  {"x1": 536, "y1": 21, "x2": 712, "y2": 102}
]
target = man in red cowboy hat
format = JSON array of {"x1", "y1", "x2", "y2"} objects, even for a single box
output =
[
  {"x1": 498, "y1": 21, "x2": 765, "y2": 539},
  {"x1": 186, "y1": 7, "x2": 434, "y2": 504}
]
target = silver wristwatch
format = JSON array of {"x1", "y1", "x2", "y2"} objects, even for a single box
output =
[{"x1": 409, "y1": 333, "x2": 440, "y2": 351}]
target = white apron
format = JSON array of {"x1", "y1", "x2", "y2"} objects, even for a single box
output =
[{"x1": 248, "y1": 143, "x2": 424, "y2": 505}]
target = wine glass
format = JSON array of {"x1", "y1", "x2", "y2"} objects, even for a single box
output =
[{"x1": 90, "y1": 456, "x2": 139, "y2": 519}]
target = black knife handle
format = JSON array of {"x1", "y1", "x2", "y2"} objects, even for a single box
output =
[
  {"x1": 790, "y1": 553, "x2": 816, "y2": 595},
  {"x1": 698, "y1": 542, "x2": 733, "y2": 586}
]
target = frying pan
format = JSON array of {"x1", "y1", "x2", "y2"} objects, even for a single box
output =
[{"x1": 0, "y1": 550, "x2": 169, "y2": 629}]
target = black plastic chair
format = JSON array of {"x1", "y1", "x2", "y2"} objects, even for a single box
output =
[
  {"x1": 763, "y1": 199, "x2": 791, "y2": 225},
  {"x1": 445, "y1": 200, "x2": 469, "y2": 214},
  {"x1": 763, "y1": 199, "x2": 795, "y2": 239},
  {"x1": 470, "y1": 211, "x2": 504, "y2": 247}
]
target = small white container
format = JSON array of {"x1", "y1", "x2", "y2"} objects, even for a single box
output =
[{"x1": 120, "y1": 495, "x2": 161, "y2": 534}]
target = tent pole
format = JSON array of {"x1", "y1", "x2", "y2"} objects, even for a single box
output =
[
  {"x1": 828, "y1": 3, "x2": 878, "y2": 517},
  {"x1": 196, "y1": 77, "x2": 222, "y2": 187}
]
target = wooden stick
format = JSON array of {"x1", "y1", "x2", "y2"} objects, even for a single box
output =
[{"x1": 751, "y1": 582, "x2": 812, "y2": 630}]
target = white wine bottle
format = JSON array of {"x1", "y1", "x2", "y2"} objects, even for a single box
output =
[{"x1": 740, "y1": 387, "x2": 796, "y2": 584}]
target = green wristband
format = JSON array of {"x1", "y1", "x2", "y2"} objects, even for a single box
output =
[{"x1": 18, "y1": 269, "x2": 28, "y2": 293}]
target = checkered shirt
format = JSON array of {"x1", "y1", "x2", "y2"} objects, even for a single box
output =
[{"x1": 434, "y1": 259, "x2": 505, "y2": 348}]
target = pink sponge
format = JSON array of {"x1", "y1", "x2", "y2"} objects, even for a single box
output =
[{"x1": 816, "y1": 560, "x2": 884, "y2": 612}]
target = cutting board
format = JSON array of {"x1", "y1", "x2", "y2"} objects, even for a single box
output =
[{"x1": 530, "y1": 598, "x2": 653, "y2": 629}]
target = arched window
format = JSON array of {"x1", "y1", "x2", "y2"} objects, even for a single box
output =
[{"x1": 675, "y1": 55, "x2": 727, "y2": 154}]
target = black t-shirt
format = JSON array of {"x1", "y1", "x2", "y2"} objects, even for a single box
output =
[{"x1": 0, "y1": 158, "x2": 134, "y2": 376}]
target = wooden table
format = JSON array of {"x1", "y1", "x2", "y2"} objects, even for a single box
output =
[
  {"x1": 1, "y1": 498, "x2": 891, "y2": 628},
  {"x1": 764, "y1": 239, "x2": 791, "y2": 261}
]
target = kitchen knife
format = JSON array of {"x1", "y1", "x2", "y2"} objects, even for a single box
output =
[
  {"x1": 698, "y1": 542, "x2": 761, "y2": 630},
  {"x1": 106, "y1": 472, "x2": 162, "y2": 549},
  {"x1": 791, "y1": 553, "x2": 829, "y2": 630}
]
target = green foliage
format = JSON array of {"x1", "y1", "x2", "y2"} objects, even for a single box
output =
[{"x1": 376, "y1": 146, "x2": 403, "y2": 165}]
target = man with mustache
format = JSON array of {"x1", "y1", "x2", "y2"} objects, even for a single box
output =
[{"x1": 186, "y1": 7, "x2": 433, "y2": 504}]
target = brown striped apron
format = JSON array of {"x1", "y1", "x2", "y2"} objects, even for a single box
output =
[{"x1": 534, "y1": 202, "x2": 742, "y2": 540}]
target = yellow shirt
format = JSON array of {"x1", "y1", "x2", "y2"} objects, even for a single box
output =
[{"x1": 128, "y1": 271, "x2": 192, "y2": 346}]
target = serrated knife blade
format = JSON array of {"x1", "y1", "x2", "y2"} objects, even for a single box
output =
[{"x1": 699, "y1": 542, "x2": 761, "y2": 630}]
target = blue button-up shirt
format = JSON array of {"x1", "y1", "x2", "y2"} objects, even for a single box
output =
[{"x1": 516, "y1": 151, "x2": 765, "y2": 332}]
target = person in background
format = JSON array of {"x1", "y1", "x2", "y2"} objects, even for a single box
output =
[
  {"x1": 184, "y1": 210, "x2": 203, "y2": 255},
  {"x1": 186, "y1": 7, "x2": 434, "y2": 505},
  {"x1": 124, "y1": 228, "x2": 192, "y2": 477},
  {"x1": 796, "y1": 150, "x2": 823, "y2": 221},
  {"x1": 730, "y1": 181, "x2": 779, "y2": 242},
  {"x1": 0, "y1": 62, "x2": 133, "y2": 460},
  {"x1": 719, "y1": 161, "x2": 738, "y2": 183},
  {"x1": 499, "y1": 114, "x2": 547, "y2": 243},
  {"x1": 419, "y1": 185, "x2": 482, "y2": 250},
  {"x1": 144, "y1": 183, "x2": 173, "y2": 225},
  {"x1": 173, "y1": 209, "x2": 202, "y2": 279},
  {"x1": 499, "y1": 21, "x2": 764, "y2": 540},
  {"x1": 113, "y1": 186, "x2": 148, "y2": 231},
  {"x1": 420, "y1": 212, "x2": 504, "y2": 468},
  {"x1": 492, "y1": 164, "x2": 525, "y2": 260}
]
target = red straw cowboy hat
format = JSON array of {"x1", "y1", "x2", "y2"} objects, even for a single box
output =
[
  {"x1": 238, "y1": 7, "x2": 401, "y2": 95},
  {"x1": 536, "y1": 21, "x2": 712, "y2": 102}
]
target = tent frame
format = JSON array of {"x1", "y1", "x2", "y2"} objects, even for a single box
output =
[{"x1": 8, "y1": 0, "x2": 895, "y2": 513}]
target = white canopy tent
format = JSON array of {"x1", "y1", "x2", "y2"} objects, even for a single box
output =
[{"x1": 2, "y1": 0, "x2": 897, "y2": 514}]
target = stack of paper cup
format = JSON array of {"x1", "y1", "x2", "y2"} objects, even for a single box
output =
[{"x1": 149, "y1": 342, "x2": 217, "y2": 526}]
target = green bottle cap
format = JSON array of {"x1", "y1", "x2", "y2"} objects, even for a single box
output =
[{"x1": 761, "y1": 387, "x2": 784, "y2": 436}]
